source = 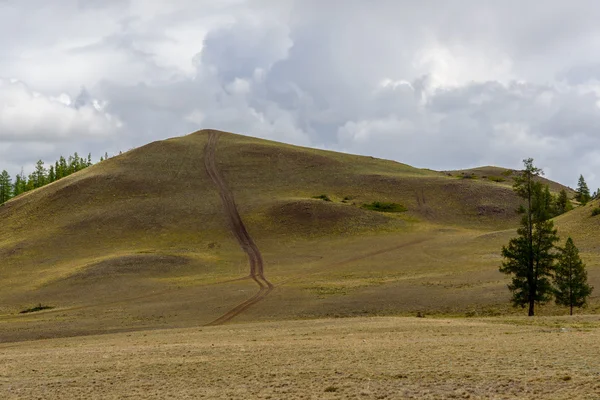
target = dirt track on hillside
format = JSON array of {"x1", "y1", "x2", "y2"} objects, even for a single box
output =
[{"x1": 204, "y1": 131, "x2": 273, "y2": 325}]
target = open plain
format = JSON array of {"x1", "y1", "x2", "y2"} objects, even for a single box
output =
[{"x1": 2, "y1": 315, "x2": 600, "y2": 399}]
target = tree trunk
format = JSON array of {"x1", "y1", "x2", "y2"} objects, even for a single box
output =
[
  {"x1": 570, "y1": 304, "x2": 573, "y2": 316},
  {"x1": 528, "y1": 299, "x2": 535, "y2": 316}
]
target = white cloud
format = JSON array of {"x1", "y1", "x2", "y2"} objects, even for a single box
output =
[
  {"x1": 0, "y1": 79, "x2": 122, "y2": 142},
  {"x1": 2, "y1": 0, "x2": 600, "y2": 191}
]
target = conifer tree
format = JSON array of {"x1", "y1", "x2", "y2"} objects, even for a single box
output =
[
  {"x1": 554, "y1": 237, "x2": 593, "y2": 315},
  {"x1": 13, "y1": 172, "x2": 26, "y2": 196},
  {"x1": 500, "y1": 159, "x2": 560, "y2": 316},
  {"x1": 575, "y1": 175, "x2": 591, "y2": 205},
  {"x1": 48, "y1": 165, "x2": 56, "y2": 183},
  {"x1": 555, "y1": 189, "x2": 573, "y2": 215},
  {"x1": 0, "y1": 170, "x2": 12, "y2": 204},
  {"x1": 33, "y1": 160, "x2": 47, "y2": 188}
]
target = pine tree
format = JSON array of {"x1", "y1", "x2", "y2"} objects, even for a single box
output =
[
  {"x1": 554, "y1": 237, "x2": 593, "y2": 315},
  {"x1": 33, "y1": 160, "x2": 47, "y2": 188},
  {"x1": 0, "y1": 170, "x2": 12, "y2": 204},
  {"x1": 555, "y1": 189, "x2": 573, "y2": 215},
  {"x1": 13, "y1": 171, "x2": 26, "y2": 196},
  {"x1": 575, "y1": 175, "x2": 591, "y2": 205},
  {"x1": 48, "y1": 165, "x2": 56, "y2": 183},
  {"x1": 500, "y1": 159, "x2": 560, "y2": 316}
]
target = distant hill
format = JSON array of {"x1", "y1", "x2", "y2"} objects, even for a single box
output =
[{"x1": 0, "y1": 129, "x2": 597, "y2": 342}]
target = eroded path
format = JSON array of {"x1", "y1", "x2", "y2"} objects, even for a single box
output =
[{"x1": 204, "y1": 131, "x2": 273, "y2": 325}]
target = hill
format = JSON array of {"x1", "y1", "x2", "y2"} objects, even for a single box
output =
[{"x1": 0, "y1": 129, "x2": 597, "y2": 341}]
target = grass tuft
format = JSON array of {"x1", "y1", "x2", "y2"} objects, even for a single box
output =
[
  {"x1": 312, "y1": 194, "x2": 332, "y2": 202},
  {"x1": 324, "y1": 386, "x2": 338, "y2": 392},
  {"x1": 361, "y1": 202, "x2": 407, "y2": 213}
]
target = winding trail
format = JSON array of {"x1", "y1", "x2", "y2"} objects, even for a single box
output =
[{"x1": 203, "y1": 131, "x2": 273, "y2": 326}]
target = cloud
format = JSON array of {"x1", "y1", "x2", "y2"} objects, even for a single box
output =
[
  {"x1": 0, "y1": 79, "x2": 122, "y2": 142},
  {"x1": 2, "y1": 0, "x2": 600, "y2": 191}
]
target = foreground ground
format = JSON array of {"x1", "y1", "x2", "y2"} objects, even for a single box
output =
[{"x1": 2, "y1": 316, "x2": 600, "y2": 399}]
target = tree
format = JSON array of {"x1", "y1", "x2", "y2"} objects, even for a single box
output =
[
  {"x1": 500, "y1": 159, "x2": 560, "y2": 316},
  {"x1": 48, "y1": 165, "x2": 56, "y2": 183},
  {"x1": 0, "y1": 170, "x2": 12, "y2": 204},
  {"x1": 33, "y1": 160, "x2": 47, "y2": 188},
  {"x1": 13, "y1": 170, "x2": 26, "y2": 196},
  {"x1": 554, "y1": 237, "x2": 593, "y2": 315},
  {"x1": 555, "y1": 189, "x2": 573, "y2": 215},
  {"x1": 575, "y1": 175, "x2": 591, "y2": 205}
]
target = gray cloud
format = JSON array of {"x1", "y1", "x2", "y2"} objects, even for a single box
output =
[{"x1": 1, "y1": 0, "x2": 600, "y2": 191}]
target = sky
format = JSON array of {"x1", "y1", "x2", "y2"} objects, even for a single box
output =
[{"x1": 1, "y1": 0, "x2": 600, "y2": 191}]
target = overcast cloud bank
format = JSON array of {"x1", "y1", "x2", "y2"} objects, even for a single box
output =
[{"x1": 1, "y1": 0, "x2": 600, "y2": 190}]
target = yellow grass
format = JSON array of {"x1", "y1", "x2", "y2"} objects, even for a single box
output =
[{"x1": 1, "y1": 316, "x2": 600, "y2": 399}]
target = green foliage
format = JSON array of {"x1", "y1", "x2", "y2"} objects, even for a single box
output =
[
  {"x1": 575, "y1": 174, "x2": 591, "y2": 205},
  {"x1": 5, "y1": 152, "x2": 95, "y2": 199},
  {"x1": 362, "y1": 201, "x2": 407, "y2": 213},
  {"x1": 592, "y1": 207, "x2": 600, "y2": 217},
  {"x1": 554, "y1": 189, "x2": 573, "y2": 216},
  {"x1": 554, "y1": 237, "x2": 593, "y2": 315},
  {"x1": 312, "y1": 194, "x2": 332, "y2": 202},
  {"x1": 487, "y1": 176, "x2": 506, "y2": 183},
  {"x1": 501, "y1": 169, "x2": 514, "y2": 177},
  {"x1": 19, "y1": 303, "x2": 54, "y2": 314},
  {"x1": 460, "y1": 173, "x2": 476, "y2": 179},
  {"x1": 0, "y1": 170, "x2": 12, "y2": 204},
  {"x1": 500, "y1": 158, "x2": 560, "y2": 316}
]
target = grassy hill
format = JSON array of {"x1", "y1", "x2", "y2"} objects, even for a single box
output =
[{"x1": 0, "y1": 129, "x2": 597, "y2": 341}]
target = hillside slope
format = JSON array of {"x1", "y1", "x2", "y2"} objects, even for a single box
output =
[{"x1": 0, "y1": 129, "x2": 597, "y2": 341}]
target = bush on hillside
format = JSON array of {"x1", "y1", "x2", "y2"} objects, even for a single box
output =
[
  {"x1": 591, "y1": 207, "x2": 600, "y2": 217},
  {"x1": 361, "y1": 201, "x2": 407, "y2": 213},
  {"x1": 312, "y1": 194, "x2": 332, "y2": 202},
  {"x1": 460, "y1": 173, "x2": 476, "y2": 179},
  {"x1": 487, "y1": 176, "x2": 506, "y2": 183}
]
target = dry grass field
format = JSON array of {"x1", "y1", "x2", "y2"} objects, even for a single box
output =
[{"x1": 2, "y1": 315, "x2": 600, "y2": 399}]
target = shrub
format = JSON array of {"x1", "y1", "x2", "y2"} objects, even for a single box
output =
[
  {"x1": 312, "y1": 194, "x2": 332, "y2": 202},
  {"x1": 487, "y1": 176, "x2": 506, "y2": 183},
  {"x1": 20, "y1": 303, "x2": 54, "y2": 314},
  {"x1": 362, "y1": 201, "x2": 407, "y2": 213},
  {"x1": 460, "y1": 173, "x2": 476, "y2": 179},
  {"x1": 591, "y1": 207, "x2": 600, "y2": 217},
  {"x1": 501, "y1": 169, "x2": 513, "y2": 177},
  {"x1": 324, "y1": 386, "x2": 338, "y2": 393}
]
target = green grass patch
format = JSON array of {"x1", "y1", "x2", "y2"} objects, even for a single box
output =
[
  {"x1": 312, "y1": 194, "x2": 332, "y2": 202},
  {"x1": 19, "y1": 303, "x2": 54, "y2": 314},
  {"x1": 591, "y1": 207, "x2": 600, "y2": 217},
  {"x1": 361, "y1": 201, "x2": 407, "y2": 213}
]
